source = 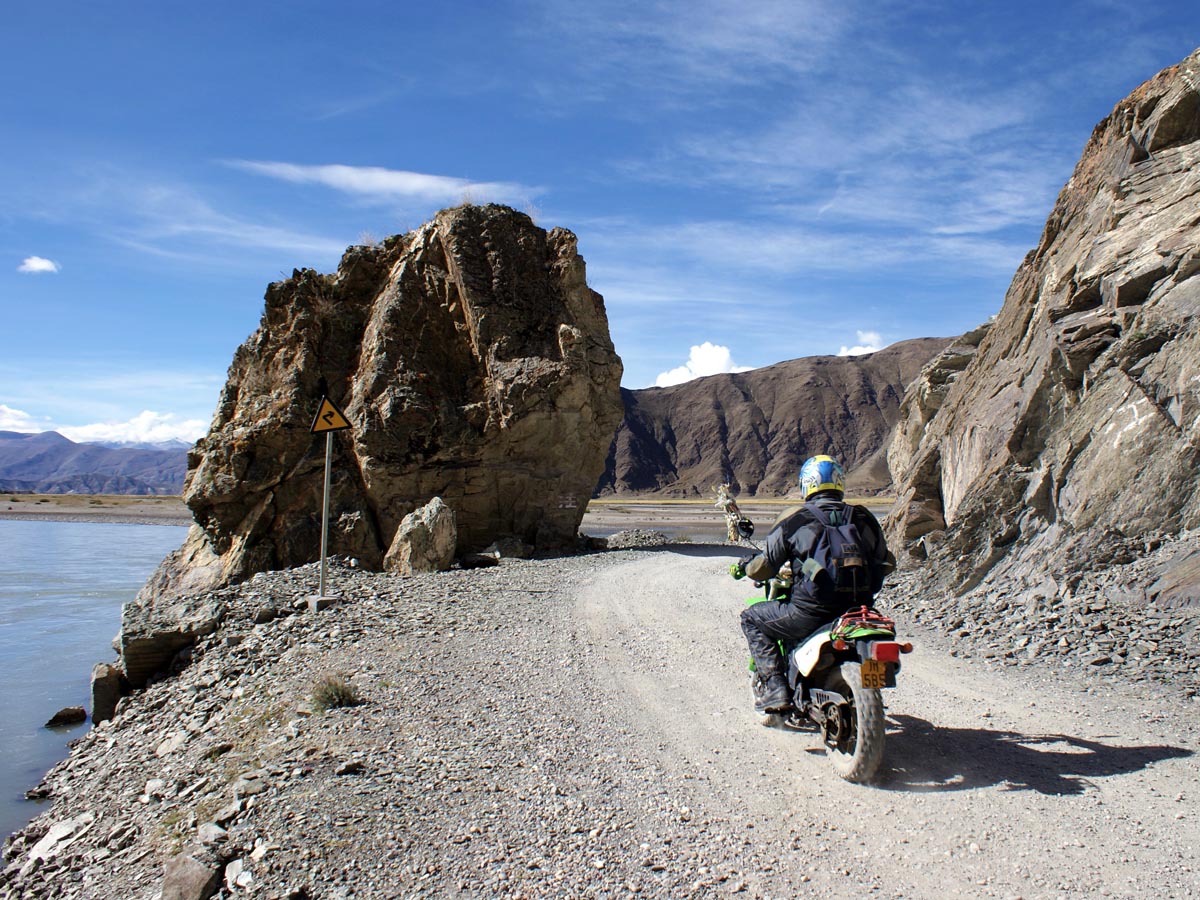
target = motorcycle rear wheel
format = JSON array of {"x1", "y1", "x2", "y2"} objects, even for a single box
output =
[{"x1": 824, "y1": 661, "x2": 885, "y2": 783}]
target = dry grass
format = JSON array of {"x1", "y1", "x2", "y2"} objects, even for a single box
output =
[{"x1": 311, "y1": 674, "x2": 362, "y2": 713}]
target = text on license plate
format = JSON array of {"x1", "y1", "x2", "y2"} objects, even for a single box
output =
[{"x1": 861, "y1": 659, "x2": 887, "y2": 689}]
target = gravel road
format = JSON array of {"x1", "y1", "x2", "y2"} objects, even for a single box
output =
[
  {"x1": 582, "y1": 548, "x2": 1199, "y2": 899},
  {"x1": 4, "y1": 545, "x2": 1197, "y2": 899}
]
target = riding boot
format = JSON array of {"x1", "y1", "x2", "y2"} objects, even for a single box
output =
[{"x1": 754, "y1": 674, "x2": 791, "y2": 713}]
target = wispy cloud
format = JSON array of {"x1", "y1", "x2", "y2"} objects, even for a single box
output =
[
  {"x1": 585, "y1": 216, "x2": 1027, "y2": 279},
  {"x1": 17, "y1": 255, "x2": 59, "y2": 274},
  {"x1": 6, "y1": 167, "x2": 350, "y2": 268},
  {"x1": 227, "y1": 160, "x2": 540, "y2": 209},
  {"x1": 659, "y1": 79, "x2": 1064, "y2": 239},
  {"x1": 655, "y1": 342, "x2": 754, "y2": 387},
  {"x1": 113, "y1": 181, "x2": 348, "y2": 260},
  {"x1": 530, "y1": 0, "x2": 851, "y2": 102}
]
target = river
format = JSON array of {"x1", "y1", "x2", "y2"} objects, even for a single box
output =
[{"x1": 0, "y1": 520, "x2": 187, "y2": 838}]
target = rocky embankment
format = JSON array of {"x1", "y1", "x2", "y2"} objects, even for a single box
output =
[
  {"x1": 4, "y1": 539, "x2": 1199, "y2": 899},
  {"x1": 888, "y1": 529, "x2": 1200, "y2": 692},
  {"x1": 2, "y1": 542, "x2": 722, "y2": 900}
]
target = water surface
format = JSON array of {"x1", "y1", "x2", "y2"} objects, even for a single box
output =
[{"x1": 0, "y1": 520, "x2": 187, "y2": 838}]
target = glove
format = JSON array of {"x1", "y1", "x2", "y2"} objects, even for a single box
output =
[{"x1": 730, "y1": 555, "x2": 755, "y2": 580}]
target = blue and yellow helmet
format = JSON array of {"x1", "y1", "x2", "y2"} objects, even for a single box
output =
[{"x1": 799, "y1": 455, "x2": 845, "y2": 499}]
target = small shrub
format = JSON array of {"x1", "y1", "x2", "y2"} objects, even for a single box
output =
[{"x1": 312, "y1": 674, "x2": 362, "y2": 712}]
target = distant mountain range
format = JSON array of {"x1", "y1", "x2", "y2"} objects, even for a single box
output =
[{"x1": 0, "y1": 431, "x2": 190, "y2": 495}]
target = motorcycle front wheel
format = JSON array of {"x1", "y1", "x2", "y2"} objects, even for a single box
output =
[{"x1": 823, "y1": 661, "x2": 885, "y2": 783}]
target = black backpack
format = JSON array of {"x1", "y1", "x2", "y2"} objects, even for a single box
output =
[{"x1": 800, "y1": 502, "x2": 876, "y2": 604}]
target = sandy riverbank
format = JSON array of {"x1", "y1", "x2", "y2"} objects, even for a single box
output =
[
  {"x1": 0, "y1": 494, "x2": 894, "y2": 534},
  {"x1": 0, "y1": 494, "x2": 193, "y2": 526}
]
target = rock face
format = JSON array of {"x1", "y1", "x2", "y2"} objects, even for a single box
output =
[
  {"x1": 887, "y1": 50, "x2": 1200, "y2": 598},
  {"x1": 147, "y1": 204, "x2": 623, "y2": 603},
  {"x1": 885, "y1": 322, "x2": 993, "y2": 547},
  {"x1": 597, "y1": 337, "x2": 953, "y2": 497}
]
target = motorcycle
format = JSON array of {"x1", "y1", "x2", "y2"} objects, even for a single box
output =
[{"x1": 714, "y1": 484, "x2": 912, "y2": 783}]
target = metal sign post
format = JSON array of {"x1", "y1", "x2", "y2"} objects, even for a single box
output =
[
  {"x1": 309, "y1": 396, "x2": 352, "y2": 606},
  {"x1": 319, "y1": 430, "x2": 333, "y2": 597}
]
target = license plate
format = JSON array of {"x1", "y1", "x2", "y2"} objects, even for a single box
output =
[{"x1": 861, "y1": 659, "x2": 887, "y2": 689}]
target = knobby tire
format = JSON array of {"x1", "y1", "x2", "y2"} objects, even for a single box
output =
[{"x1": 826, "y1": 660, "x2": 885, "y2": 783}]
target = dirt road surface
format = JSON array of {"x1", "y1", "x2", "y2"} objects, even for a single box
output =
[{"x1": 579, "y1": 548, "x2": 1199, "y2": 899}]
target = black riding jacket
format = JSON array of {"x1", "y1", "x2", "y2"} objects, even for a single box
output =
[{"x1": 745, "y1": 493, "x2": 892, "y2": 612}]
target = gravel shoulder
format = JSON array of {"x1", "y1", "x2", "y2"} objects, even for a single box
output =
[{"x1": 3, "y1": 546, "x2": 1197, "y2": 899}]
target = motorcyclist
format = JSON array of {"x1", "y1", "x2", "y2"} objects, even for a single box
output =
[{"x1": 732, "y1": 455, "x2": 894, "y2": 713}]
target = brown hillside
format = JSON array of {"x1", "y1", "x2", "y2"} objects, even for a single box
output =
[{"x1": 597, "y1": 337, "x2": 954, "y2": 498}]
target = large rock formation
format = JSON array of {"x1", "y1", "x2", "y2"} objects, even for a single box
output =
[
  {"x1": 887, "y1": 49, "x2": 1200, "y2": 597},
  {"x1": 597, "y1": 337, "x2": 953, "y2": 497},
  {"x1": 144, "y1": 204, "x2": 623, "y2": 606}
]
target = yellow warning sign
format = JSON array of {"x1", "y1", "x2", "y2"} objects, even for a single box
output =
[{"x1": 310, "y1": 396, "x2": 352, "y2": 434}]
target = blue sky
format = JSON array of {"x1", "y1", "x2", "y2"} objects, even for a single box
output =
[{"x1": 2, "y1": 1, "x2": 1197, "y2": 443}]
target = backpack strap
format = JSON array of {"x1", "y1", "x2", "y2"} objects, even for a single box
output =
[{"x1": 804, "y1": 500, "x2": 847, "y2": 526}]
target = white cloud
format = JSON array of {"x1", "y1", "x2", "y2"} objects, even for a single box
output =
[
  {"x1": 654, "y1": 342, "x2": 754, "y2": 387},
  {"x1": 0, "y1": 404, "x2": 205, "y2": 444},
  {"x1": 227, "y1": 161, "x2": 538, "y2": 208},
  {"x1": 0, "y1": 404, "x2": 50, "y2": 431},
  {"x1": 838, "y1": 330, "x2": 883, "y2": 356},
  {"x1": 17, "y1": 256, "x2": 60, "y2": 274},
  {"x1": 58, "y1": 411, "x2": 206, "y2": 445}
]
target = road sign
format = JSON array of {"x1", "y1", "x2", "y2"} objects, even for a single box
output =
[
  {"x1": 310, "y1": 396, "x2": 351, "y2": 434},
  {"x1": 311, "y1": 394, "x2": 350, "y2": 601}
]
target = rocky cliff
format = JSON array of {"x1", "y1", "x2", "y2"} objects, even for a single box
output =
[
  {"x1": 141, "y1": 204, "x2": 623, "y2": 613},
  {"x1": 887, "y1": 49, "x2": 1200, "y2": 602},
  {"x1": 597, "y1": 337, "x2": 953, "y2": 497}
]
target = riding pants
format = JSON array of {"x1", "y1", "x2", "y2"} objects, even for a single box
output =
[{"x1": 740, "y1": 599, "x2": 836, "y2": 681}]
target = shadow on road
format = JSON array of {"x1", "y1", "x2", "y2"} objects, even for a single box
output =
[{"x1": 880, "y1": 714, "x2": 1192, "y2": 795}]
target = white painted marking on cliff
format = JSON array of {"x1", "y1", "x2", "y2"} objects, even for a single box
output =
[{"x1": 1111, "y1": 398, "x2": 1149, "y2": 449}]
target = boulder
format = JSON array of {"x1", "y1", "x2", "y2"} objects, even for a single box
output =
[
  {"x1": 90, "y1": 662, "x2": 123, "y2": 723},
  {"x1": 141, "y1": 204, "x2": 622, "y2": 603},
  {"x1": 887, "y1": 49, "x2": 1200, "y2": 592},
  {"x1": 44, "y1": 706, "x2": 86, "y2": 728},
  {"x1": 118, "y1": 593, "x2": 223, "y2": 688},
  {"x1": 19, "y1": 812, "x2": 95, "y2": 877},
  {"x1": 1149, "y1": 548, "x2": 1200, "y2": 608},
  {"x1": 161, "y1": 844, "x2": 223, "y2": 900},
  {"x1": 383, "y1": 497, "x2": 456, "y2": 574}
]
